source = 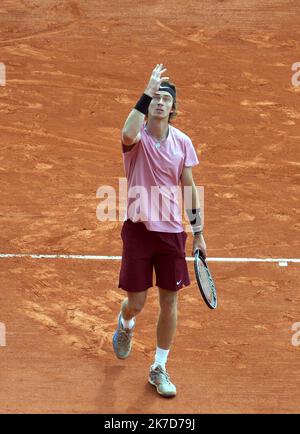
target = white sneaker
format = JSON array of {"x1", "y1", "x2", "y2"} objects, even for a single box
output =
[{"x1": 148, "y1": 364, "x2": 177, "y2": 397}]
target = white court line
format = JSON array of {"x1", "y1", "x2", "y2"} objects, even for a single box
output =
[{"x1": 0, "y1": 253, "x2": 299, "y2": 264}]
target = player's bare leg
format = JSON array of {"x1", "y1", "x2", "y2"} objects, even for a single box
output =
[
  {"x1": 113, "y1": 290, "x2": 148, "y2": 359},
  {"x1": 148, "y1": 287, "x2": 177, "y2": 397},
  {"x1": 121, "y1": 289, "x2": 148, "y2": 320},
  {"x1": 157, "y1": 287, "x2": 178, "y2": 350}
]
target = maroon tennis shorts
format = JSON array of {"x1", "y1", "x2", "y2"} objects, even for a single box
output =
[{"x1": 118, "y1": 219, "x2": 190, "y2": 292}]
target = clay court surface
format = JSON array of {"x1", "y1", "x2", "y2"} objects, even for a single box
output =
[{"x1": 0, "y1": 0, "x2": 300, "y2": 414}]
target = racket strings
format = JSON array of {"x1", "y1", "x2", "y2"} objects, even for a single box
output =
[{"x1": 196, "y1": 259, "x2": 215, "y2": 303}]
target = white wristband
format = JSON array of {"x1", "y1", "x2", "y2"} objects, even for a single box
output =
[{"x1": 192, "y1": 225, "x2": 203, "y2": 235}]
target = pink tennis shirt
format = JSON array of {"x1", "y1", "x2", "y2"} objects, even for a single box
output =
[{"x1": 122, "y1": 122, "x2": 199, "y2": 233}]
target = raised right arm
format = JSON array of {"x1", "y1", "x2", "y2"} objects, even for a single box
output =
[{"x1": 121, "y1": 64, "x2": 169, "y2": 146}]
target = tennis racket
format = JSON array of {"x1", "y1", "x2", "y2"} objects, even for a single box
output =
[{"x1": 194, "y1": 249, "x2": 217, "y2": 309}]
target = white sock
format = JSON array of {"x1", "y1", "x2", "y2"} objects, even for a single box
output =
[
  {"x1": 153, "y1": 347, "x2": 170, "y2": 370},
  {"x1": 121, "y1": 314, "x2": 135, "y2": 330}
]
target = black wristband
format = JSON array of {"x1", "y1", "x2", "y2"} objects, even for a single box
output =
[{"x1": 134, "y1": 93, "x2": 152, "y2": 115}]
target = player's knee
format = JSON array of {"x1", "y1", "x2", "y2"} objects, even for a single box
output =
[
  {"x1": 127, "y1": 293, "x2": 147, "y2": 316},
  {"x1": 159, "y1": 294, "x2": 178, "y2": 314},
  {"x1": 128, "y1": 302, "x2": 144, "y2": 316}
]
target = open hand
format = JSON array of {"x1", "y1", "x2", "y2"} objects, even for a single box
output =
[{"x1": 145, "y1": 64, "x2": 169, "y2": 97}]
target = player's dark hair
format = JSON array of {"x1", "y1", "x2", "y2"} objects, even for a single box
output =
[{"x1": 162, "y1": 81, "x2": 177, "y2": 123}]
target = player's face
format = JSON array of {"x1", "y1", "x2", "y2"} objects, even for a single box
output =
[{"x1": 148, "y1": 91, "x2": 173, "y2": 120}]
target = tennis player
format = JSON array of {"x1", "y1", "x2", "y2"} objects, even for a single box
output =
[{"x1": 113, "y1": 64, "x2": 207, "y2": 397}]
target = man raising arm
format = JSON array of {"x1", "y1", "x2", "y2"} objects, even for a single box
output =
[{"x1": 122, "y1": 64, "x2": 169, "y2": 146}]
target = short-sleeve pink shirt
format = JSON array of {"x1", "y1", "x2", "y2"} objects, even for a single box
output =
[{"x1": 122, "y1": 123, "x2": 199, "y2": 233}]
